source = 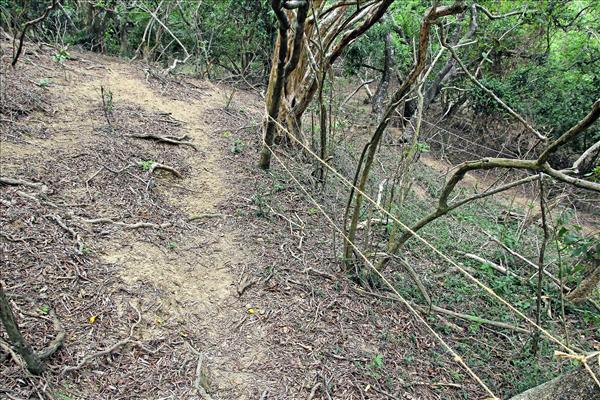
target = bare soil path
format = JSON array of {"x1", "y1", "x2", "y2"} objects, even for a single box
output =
[{"x1": 2, "y1": 47, "x2": 268, "y2": 399}]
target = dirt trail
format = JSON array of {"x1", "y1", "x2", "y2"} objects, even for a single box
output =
[
  {"x1": 2, "y1": 51, "x2": 266, "y2": 398},
  {"x1": 92, "y1": 63, "x2": 264, "y2": 396}
]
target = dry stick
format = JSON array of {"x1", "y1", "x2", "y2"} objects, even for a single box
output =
[
  {"x1": 126, "y1": 133, "x2": 198, "y2": 150},
  {"x1": 62, "y1": 304, "x2": 142, "y2": 374},
  {"x1": 11, "y1": 0, "x2": 59, "y2": 66},
  {"x1": 263, "y1": 116, "x2": 600, "y2": 380},
  {"x1": 457, "y1": 252, "x2": 519, "y2": 278},
  {"x1": 263, "y1": 143, "x2": 499, "y2": 399},
  {"x1": 533, "y1": 174, "x2": 549, "y2": 355}
]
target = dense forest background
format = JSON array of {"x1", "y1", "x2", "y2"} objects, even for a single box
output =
[{"x1": 2, "y1": 0, "x2": 598, "y2": 149}]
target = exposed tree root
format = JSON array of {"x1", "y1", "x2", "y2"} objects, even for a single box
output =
[
  {"x1": 46, "y1": 214, "x2": 85, "y2": 253},
  {"x1": 0, "y1": 337, "x2": 23, "y2": 367},
  {"x1": 76, "y1": 217, "x2": 171, "y2": 230},
  {"x1": 62, "y1": 304, "x2": 142, "y2": 374},
  {"x1": 0, "y1": 176, "x2": 47, "y2": 192},
  {"x1": 147, "y1": 162, "x2": 182, "y2": 178},
  {"x1": 126, "y1": 133, "x2": 198, "y2": 150},
  {"x1": 186, "y1": 342, "x2": 214, "y2": 400},
  {"x1": 37, "y1": 310, "x2": 66, "y2": 360},
  {"x1": 187, "y1": 213, "x2": 227, "y2": 222}
]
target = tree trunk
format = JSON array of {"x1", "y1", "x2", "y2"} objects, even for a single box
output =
[
  {"x1": 258, "y1": 29, "x2": 287, "y2": 169},
  {"x1": 0, "y1": 283, "x2": 44, "y2": 375},
  {"x1": 509, "y1": 363, "x2": 600, "y2": 400},
  {"x1": 371, "y1": 31, "x2": 394, "y2": 118}
]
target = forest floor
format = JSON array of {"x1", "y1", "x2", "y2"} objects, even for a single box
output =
[{"x1": 1, "y1": 44, "x2": 598, "y2": 400}]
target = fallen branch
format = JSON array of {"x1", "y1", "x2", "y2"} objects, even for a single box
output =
[
  {"x1": 126, "y1": 133, "x2": 197, "y2": 150},
  {"x1": 355, "y1": 287, "x2": 529, "y2": 334},
  {"x1": 458, "y1": 252, "x2": 519, "y2": 278},
  {"x1": 62, "y1": 304, "x2": 141, "y2": 374}
]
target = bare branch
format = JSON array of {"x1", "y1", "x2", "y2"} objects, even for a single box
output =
[
  {"x1": 441, "y1": 32, "x2": 547, "y2": 140},
  {"x1": 12, "y1": 0, "x2": 59, "y2": 66},
  {"x1": 572, "y1": 140, "x2": 600, "y2": 174}
]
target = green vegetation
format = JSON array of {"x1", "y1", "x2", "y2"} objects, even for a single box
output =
[{"x1": 138, "y1": 159, "x2": 155, "y2": 171}]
